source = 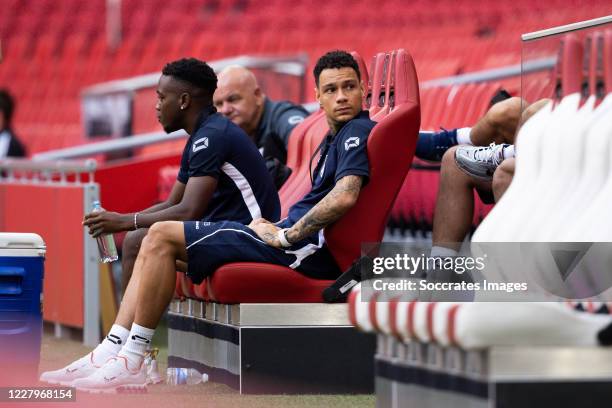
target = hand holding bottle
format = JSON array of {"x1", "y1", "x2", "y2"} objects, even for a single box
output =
[
  {"x1": 87, "y1": 201, "x2": 119, "y2": 263},
  {"x1": 83, "y1": 207, "x2": 131, "y2": 237}
]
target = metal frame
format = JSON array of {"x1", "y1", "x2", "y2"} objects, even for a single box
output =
[
  {"x1": 82, "y1": 183, "x2": 101, "y2": 346},
  {"x1": 375, "y1": 335, "x2": 612, "y2": 408},
  {"x1": 422, "y1": 57, "x2": 556, "y2": 88},
  {"x1": 168, "y1": 300, "x2": 375, "y2": 394},
  {"x1": 81, "y1": 54, "x2": 308, "y2": 96},
  {"x1": 522, "y1": 15, "x2": 612, "y2": 41},
  {"x1": 32, "y1": 130, "x2": 188, "y2": 161}
]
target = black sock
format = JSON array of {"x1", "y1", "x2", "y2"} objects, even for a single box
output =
[
  {"x1": 597, "y1": 322, "x2": 612, "y2": 346},
  {"x1": 322, "y1": 256, "x2": 374, "y2": 303}
]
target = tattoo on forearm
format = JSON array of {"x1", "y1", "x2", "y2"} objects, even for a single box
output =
[
  {"x1": 287, "y1": 176, "x2": 362, "y2": 243},
  {"x1": 262, "y1": 231, "x2": 276, "y2": 243}
]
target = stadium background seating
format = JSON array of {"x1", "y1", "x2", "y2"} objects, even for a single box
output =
[
  {"x1": 2, "y1": 1, "x2": 610, "y2": 304},
  {"x1": 1, "y1": 0, "x2": 610, "y2": 156}
]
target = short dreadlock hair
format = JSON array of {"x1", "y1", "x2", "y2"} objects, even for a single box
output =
[{"x1": 162, "y1": 58, "x2": 218, "y2": 102}]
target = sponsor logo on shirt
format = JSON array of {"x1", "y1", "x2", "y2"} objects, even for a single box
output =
[
  {"x1": 193, "y1": 137, "x2": 209, "y2": 152},
  {"x1": 344, "y1": 136, "x2": 360, "y2": 151},
  {"x1": 288, "y1": 115, "x2": 304, "y2": 125}
]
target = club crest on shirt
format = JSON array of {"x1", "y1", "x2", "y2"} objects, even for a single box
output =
[
  {"x1": 288, "y1": 115, "x2": 304, "y2": 125},
  {"x1": 344, "y1": 136, "x2": 360, "y2": 151},
  {"x1": 193, "y1": 137, "x2": 209, "y2": 153}
]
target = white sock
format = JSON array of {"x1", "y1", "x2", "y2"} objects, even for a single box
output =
[
  {"x1": 430, "y1": 246, "x2": 459, "y2": 258},
  {"x1": 92, "y1": 324, "x2": 129, "y2": 364},
  {"x1": 118, "y1": 323, "x2": 155, "y2": 370},
  {"x1": 456, "y1": 127, "x2": 473, "y2": 145},
  {"x1": 502, "y1": 144, "x2": 515, "y2": 160}
]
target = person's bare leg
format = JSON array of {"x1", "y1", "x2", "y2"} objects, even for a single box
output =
[
  {"x1": 492, "y1": 158, "x2": 515, "y2": 202},
  {"x1": 121, "y1": 228, "x2": 149, "y2": 292},
  {"x1": 469, "y1": 97, "x2": 524, "y2": 145},
  {"x1": 176, "y1": 260, "x2": 188, "y2": 273},
  {"x1": 518, "y1": 98, "x2": 551, "y2": 129},
  {"x1": 132, "y1": 221, "x2": 188, "y2": 329},
  {"x1": 115, "y1": 249, "x2": 146, "y2": 329},
  {"x1": 433, "y1": 146, "x2": 490, "y2": 251}
]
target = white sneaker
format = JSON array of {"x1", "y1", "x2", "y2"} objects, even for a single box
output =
[
  {"x1": 39, "y1": 351, "x2": 104, "y2": 386},
  {"x1": 72, "y1": 356, "x2": 147, "y2": 394},
  {"x1": 454, "y1": 143, "x2": 510, "y2": 181}
]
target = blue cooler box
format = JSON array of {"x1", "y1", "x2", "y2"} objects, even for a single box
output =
[{"x1": 0, "y1": 233, "x2": 45, "y2": 385}]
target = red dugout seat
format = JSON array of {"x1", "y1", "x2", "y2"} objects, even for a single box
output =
[
  {"x1": 350, "y1": 51, "x2": 370, "y2": 108},
  {"x1": 278, "y1": 112, "x2": 328, "y2": 218},
  {"x1": 208, "y1": 49, "x2": 420, "y2": 303},
  {"x1": 554, "y1": 34, "x2": 583, "y2": 100},
  {"x1": 367, "y1": 53, "x2": 387, "y2": 116},
  {"x1": 592, "y1": 30, "x2": 612, "y2": 101}
]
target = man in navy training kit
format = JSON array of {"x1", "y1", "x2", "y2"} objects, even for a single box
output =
[
  {"x1": 40, "y1": 57, "x2": 279, "y2": 387},
  {"x1": 40, "y1": 50, "x2": 373, "y2": 393},
  {"x1": 81, "y1": 58, "x2": 280, "y2": 291},
  {"x1": 214, "y1": 65, "x2": 309, "y2": 189}
]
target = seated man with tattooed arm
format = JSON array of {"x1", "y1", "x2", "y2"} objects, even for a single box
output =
[{"x1": 41, "y1": 50, "x2": 375, "y2": 393}]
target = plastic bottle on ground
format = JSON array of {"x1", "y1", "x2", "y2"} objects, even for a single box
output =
[{"x1": 166, "y1": 368, "x2": 209, "y2": 385}]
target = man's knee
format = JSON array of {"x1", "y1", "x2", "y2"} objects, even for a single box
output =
[
  {"x1": 440, "y1": 146, "x2": 472, "y2": 184},
  {"x1": 142, "y1": 221, "x2": 184, "y2": 256},
  {"x1": 440, "y1": 145, "x2": 458, "y2": 169},
  {"x1": 519, "y1": 98, "x2": 551, "y2": 127},
  {"x1": 487, "y1": 97, "x2": 522, "y2": 133},
  {"x1": 492, "y1": 158, "x2": 515, "y2": 202},
  {"x1": 142, "y1": 222, "x2": 172, "y2": 251}
]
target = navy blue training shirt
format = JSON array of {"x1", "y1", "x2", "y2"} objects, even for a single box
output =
[
  {"x1": 256, "y1": 97, "x2": 308, "y2": 164},
  {"x1": 256, "y1": 98, "x2": 309, "y2": 189},
  {"x1": 177, "y1": 106, "x2": 280, "y2": 224},
  {"x1": 287, "y1": 110, "x2": 375, "y2": 225}
]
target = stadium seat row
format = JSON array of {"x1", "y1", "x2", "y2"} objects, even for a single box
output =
[
  {"x1": 345, "y1": 30, "x2": 611, "y2": 353},
  {"x1": 348, "y1": 283, "x2": 612, "y2": 349},
  {"x1": 389, "y1": 29, "x2": 611, "y2": 237},
  {"x1": 2, "y1": 0, "x2": 609, "y2": 155},
  {"x1": 474, "y1": 30, "x2": 612, "y2": 243}
]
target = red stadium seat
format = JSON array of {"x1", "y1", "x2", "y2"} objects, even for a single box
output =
[
  {"x1": 371, "y1": 51, "x2": 396, "y2": 121},
  {"x1": 278, "y1": 112, "x2": 329, "y2": 218},
  {"x1": 208, "y1": 49, "x2": 420, "y2": 303},
  {"x1": 605, "y1": 30, "x2": 612, "y2": 95},
  {"x1": 368, "y1": 53, "x2": 387, "y2": 115},
  {"x1": 592, "y1": 30, "x2": 612, "y2": 100},
  {"x1": 350, "y1": 51, "x2": 370, "y2": 108},
  {"x1": 553, "y1": 34, "x2": 583, "y2": 99}
]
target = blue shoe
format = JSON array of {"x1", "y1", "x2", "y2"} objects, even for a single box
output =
[{"x1": 415, "y1": 128, "x2": 458, "y2": 162}]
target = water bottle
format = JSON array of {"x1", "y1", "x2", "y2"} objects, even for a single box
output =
[
  {"x1": 91, "y1": 201, "x2": 118, "y2": 263},
  {"x1": 166, "y1": 368, "x2": 209, "y2": 385}
]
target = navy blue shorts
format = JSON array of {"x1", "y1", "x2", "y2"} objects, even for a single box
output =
[{"x1": 183, "y1": 220, "x2": 341, "y2": 284}]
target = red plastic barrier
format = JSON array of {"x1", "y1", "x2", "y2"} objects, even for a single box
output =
[
  {"x1": 0, "y1": 184, "x2": 84, "y2": 327},
  {"x1": 97, "y1": 151, "x2": 183, "y2": 215}
]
